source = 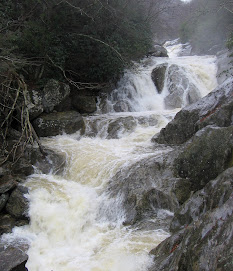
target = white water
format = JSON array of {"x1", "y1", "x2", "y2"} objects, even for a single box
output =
[{"x1": 1, "y1": 41, "x2": 218, "y2": 271}]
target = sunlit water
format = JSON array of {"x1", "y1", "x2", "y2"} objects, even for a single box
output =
[{"x1": 1, "y1": 41, "x2": 218, "y2": 271}]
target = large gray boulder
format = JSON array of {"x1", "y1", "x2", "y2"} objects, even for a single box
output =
[
  {"x1": 105, "y1": 153, "x2": 180, "y2": 229},
  {"x1": 164, "y1": 64, "x2": 200, "y2": 109},
  {"x1": 151, "y1": 64, "x2": 168, "y2": 94},
  {"x1": 26, "y1": 79, "x2": 70, "y2": 119},
  {"x1": 0, "y1": 175, "x2": 17, "y2": 194},
  {"x1": 6, "y1": 186, "x2": 29, "y2": 219},
  {"x1": 149, "y1": 168, "x2": 233, "y2": 271},
  {"x1": 0, "y1": 243, "x2": 28, "y2": 271},
  {"x1": 33, "y1": 111, "x2": 85, "y2": 137},
  {"x1": 107, "y1": 116, "x2": 137, "y2": 139},
  {"x1": 154, "y1": 79, "x2": 233, "y2": 145}
]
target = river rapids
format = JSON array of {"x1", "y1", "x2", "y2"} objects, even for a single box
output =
[{"x1": 2, "y1": 40, "x2": 218, "y2": 271}]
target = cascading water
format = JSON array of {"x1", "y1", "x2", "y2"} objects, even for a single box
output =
[{"x1": 1, "y1": 41, "x2": 218, "y2": 271}]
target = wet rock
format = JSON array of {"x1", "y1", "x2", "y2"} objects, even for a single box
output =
[
  {"x1": 164, "y1": 64, "x2": 200, "y2": 109},
  {"x1": 33, "y1": 111, "x2": 85, "y2": 137},
  {"x1": 0, "y1": 176, "x2": 17, "y2": 194},
  {"x1": 0, "y1": 214, "x2": 17, "y2": 235},
  {"x1": 30, "y1": 148, "x2": 66, "y2": 175},
  {"x1": 147, "y1": 45, "x2": 168, "y2": 57},
  {"x1": 0, "y1": 243, "x2": 28, "y2": 271},
  {"x1": 154, "y1": 79, "x2": 233, "y2": 145},
  {"x1": 171, "y1": 167, "x2": 233, "y2": 233},
  {"x1": 0, "y1": 193, "x2": 9, "y2": 212},
  {"x1": 149, "y1": 197, "x2": 233, "y2": 271},
  {"x1": 72, "y1": 95, "x2": 97, "y2": 114},
  {"x1": 6, "y1": 186, "x2": 29, "y2": 219},
  {"x1": 174, "y1": 125, "x2": 233, "y2": 191},
  {"x1": 107, "y1": 116, "x2": 137, "y2": 139},
  {"x1": 172, "y1": 178, "x2": 191, "y2": 205},
  {"x1": 42, "y1": 79, "x2": 70, "y2": 113},
  {"x1": 151, "y1": 64, "x2": 168, "y2": 94},
  {"x1": 113, "y1": 100, "x2": 131, "y2": 112},
  {"x1": 106, "y1": 154, "x2": 179, "y2": 227}
]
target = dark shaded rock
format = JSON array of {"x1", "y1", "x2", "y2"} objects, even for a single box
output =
[
  {"x1": 33, "y1": 111, "x2": 85, "y2": 137},
  {"x1": 171, "y1": 167, "x2": 233, "y2": 233},
  {"x1": 6, "y1": 186, "x2": 29, "y2": 219},
  {"x1": 107, "y1": 116, "x2": 137, "y2": 139},
  {"x1": 0, "y1": 176, "x2": 17, "y2": 194},
  {"x1": 149, "y1": 197, "x2": 233, "y2": 271},
  {"x1": 151, "y1": 64, "x2": 168, "y2": 93},
  {"x1": 0, "y1": 193, "x2": 9, "y2": 212},
  {"x1": 0, "y1": 243, "x2": 28, "y2": 271},
  {"x1": 72, "y1": 95, "x2": 97, "y2": 114},
  {"x1": 154, "y1": 79, "x2": 233, "y2": 145},
  {"x1": 30, "y1": 148, "x2": 66, "y2": 175},
  {"x1": 42, "y1": 79, "x2": 70, "y2": 113},
  {"x1": 172, "y1": 178, "x2": 191, "y2": 205},
  {"x1": 174, "y1": 126, "x2": 233, "y2": 191},
  {"x1": 11, "y1": 159, "x2": 34, "y2": 177},
  {"x1": 0, "y1": 214, "x2": 16, "y2": 235},
  {"x1": 147, "y1": 45, "x2": 168, "y2": 57},
  {"x1": 216, "y1": 49, "x2": 233, "y2": 85}
]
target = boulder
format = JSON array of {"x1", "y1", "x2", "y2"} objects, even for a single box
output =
[
  {"x1": 42, "y1": 79, "x2": 70, "y2": 113},
  {"x1": 30, "y1": 148, "x2": 66, "y2": 175},
  {"x1": 33, "y1": 111, "x2": 85, "y2": 137},
  {"x1": 149, "y1": 192, "x2": 233, "y2": 271},
  {"x1": 154, "y1": 79, "x2": 233, "y2": 145},
  {"x1": 171, "y1": 167, "x2": 233, "y2": 233},
  {"x1": 0, "y1": 175, "x2": 17, "y2": 194},
  {"x1": 113, "y1": 100, "x2": 131, "y2": 112},
  {"x1": 107, "y1": 116, "x2": 137, "y2": 139},
  {"x1": 72, "y1": 95, "x2": 97, "y2": 114},
  {"x1": 11, "y1": 158, "x2": 34, "y2": 177},
  {"x1": 174, "y1": 125, "x2": 233, "y2": 191},
  {"x1": 105, "y1": 154, "x2": 179, "y2": 228},
  {"x1": 147, "y1": 45, "x2": 168, "y2": 57},
  {"x1": 151, "y1": 64, "x2": 168, "y2": 93},
  {"x1": 26, "y1": 79, "x2": 70, "y2": 119},
  {"x1": 6, "y1": 186, "x2": 29, "y2": 219},
  {"x1": 164, "y1": 64, "x2": 200, "y2": 109},
  {"x1": 0, "y1": 243, "x2": 28, "y2": 271}
]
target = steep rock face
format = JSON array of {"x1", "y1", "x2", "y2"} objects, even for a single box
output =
[
  {"x1": 106, "y1": 152, "x2": 180, "y2": 229},
  {"x1": 154, "y1": 79, "x2": 233, "y2": 144},
  {"x1": 174, "y1": 125, "x2": 233, "y2": 191},
  {"x1": 33, "y1": 111, "x2": 85, "y2": 137},
  {"x1": 149, "y1": 168, "x2": 233, "y2": 271},
  {"x1": 170, "y1": 168, "x2": 233, "y2": 232}
]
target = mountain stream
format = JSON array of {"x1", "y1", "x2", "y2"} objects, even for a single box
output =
[{"x1": 2, "y1": 40, "x2": 218, "y2": 271}]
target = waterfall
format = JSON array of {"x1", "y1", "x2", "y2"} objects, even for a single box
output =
[{"x1": 2, "y1": 41, "x2": 218, "y2": 271}]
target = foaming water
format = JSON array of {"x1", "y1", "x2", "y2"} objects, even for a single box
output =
[{"x1": 1, "y1": 40, "x2": 219, "y2": 271}]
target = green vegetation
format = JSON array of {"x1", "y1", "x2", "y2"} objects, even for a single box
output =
[{"x1": 0, "y1": 0, "x2": 152, "y2": 86}]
